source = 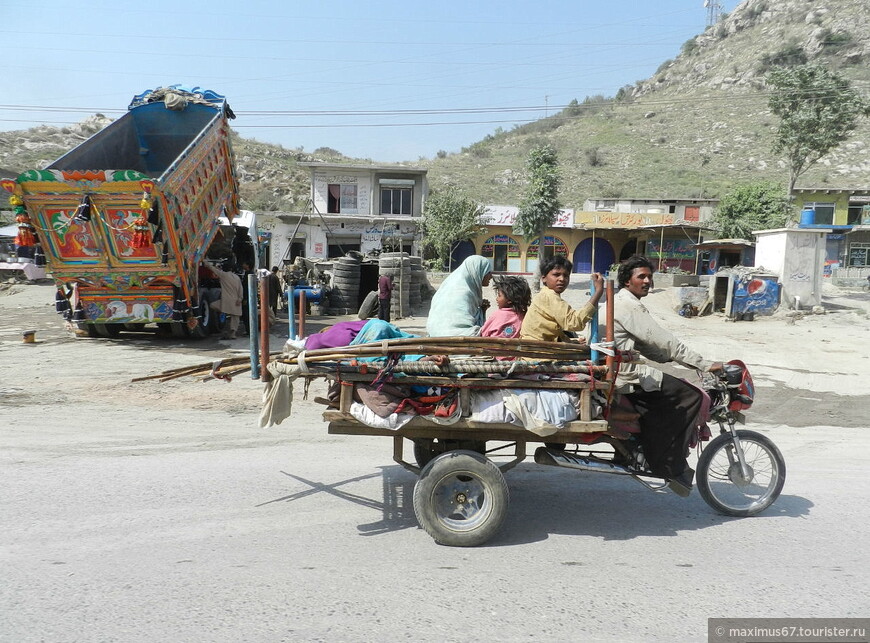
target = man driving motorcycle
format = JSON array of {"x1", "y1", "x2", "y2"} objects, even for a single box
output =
[{"x1": 613, "y1": 255, "x2": 723, "y2": 496}]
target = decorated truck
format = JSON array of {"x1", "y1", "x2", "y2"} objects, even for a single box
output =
[{"x1": 1, "y1": 86, "x2": 255, "y2": 338}]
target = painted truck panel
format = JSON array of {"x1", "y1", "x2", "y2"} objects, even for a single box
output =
[{"x1": 2, "y1": 86, "x2": 250, "y2": 334}]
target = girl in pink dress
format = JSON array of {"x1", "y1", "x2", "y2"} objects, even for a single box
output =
[{"x1": 479, "y1": 276, "x2": 532, "y2": 339}]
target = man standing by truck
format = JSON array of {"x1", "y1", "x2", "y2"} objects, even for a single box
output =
[
  {"x1": 377, "y1": 274, "x2": 394, "y2": 322},
  {"x1": 204, "y1": 261, "x2": 243, "y2": 340}
]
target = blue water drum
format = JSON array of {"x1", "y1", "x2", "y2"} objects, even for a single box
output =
[
  {"x1": 800, "y1": 207, "x2": 815, "y2": 226},
  {"x1": 292, "y1": 285, "x2": 323, "y2": 303}
]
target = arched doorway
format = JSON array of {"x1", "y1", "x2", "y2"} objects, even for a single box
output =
[
  {"x1": 480, "y1": 234, "x2": 521, "y2": 272},
  {"x1": 573, "y1": 237, "x2": 615, "y2": 273}
]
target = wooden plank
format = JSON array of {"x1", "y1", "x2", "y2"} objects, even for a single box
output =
[
  {"x1": 323, "y1": 412, "x2": 608, "y2": 438},
  {"x1": 580, "y1": 387, "x2": 592, "y2": 422},
  {"x1": 338, "y1": 382, "x2": 354, "y2": 413},
  {"x1": 326, "y1": 421, "x2": 611, "y2": 442}
]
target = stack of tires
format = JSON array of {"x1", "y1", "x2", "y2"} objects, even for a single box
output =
[
  {"x1": 328, "y1": 255, "x2": 361, "y2": 316},
  {"x1": 379, "y1": 252, "x2": 411, "y2": 320},
  {"x1": 409, "y1": 256, "x2": 425, "y2": 310}
]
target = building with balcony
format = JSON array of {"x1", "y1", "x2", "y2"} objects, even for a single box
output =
[{"x1": 258, "y1": 163, "x2": 428, "y2": 266}]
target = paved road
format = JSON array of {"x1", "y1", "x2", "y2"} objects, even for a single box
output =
[{"x1": 1, "y1": 281, "x2": 869, "y2": 642}]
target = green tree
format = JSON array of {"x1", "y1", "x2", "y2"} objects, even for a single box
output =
[
  {"x1": 514, "y1": 144, "x2": 561, "y2": 243},
  {"x1": 767, "y1": 64, "x2": 870, "y2": 194},
  {"x1": 420, "y1": 188, "x2": 487, "y2": 270},
  {"x1": 713, "y1": 181, "x2": 789, "y2": 240}
]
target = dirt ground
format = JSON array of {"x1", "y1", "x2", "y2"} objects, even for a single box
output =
[
  {"x1": 1, "y1": 276, "x2": 866, "y2": 429},
  {"x1": 1, "y1": 276, "x2": 869, "y2": 642}
]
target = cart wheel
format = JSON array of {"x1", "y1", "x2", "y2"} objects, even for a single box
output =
[
  {"x1": 413, "y1": 439, "x2": 487, "y2": 469},
  {"x1": 413, "y1": 450, "x2": 508, "y2": 547},
  {"x1": 412, "y1": 438, "x2": 438, "y2": 469}
]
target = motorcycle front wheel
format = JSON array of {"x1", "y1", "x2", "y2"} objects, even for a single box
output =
[{"x1": 696, "y1": 429, "x2": 786, "y2": 517}]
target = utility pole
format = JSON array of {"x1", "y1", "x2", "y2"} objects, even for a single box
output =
[{"x1": 704, "y1": 0, "x2": 722, "y2": 28}]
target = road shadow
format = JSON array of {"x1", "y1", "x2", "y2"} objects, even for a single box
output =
[
  {"x1": 260, "y1": 467, "x2": 419, "y2": 536},
  {"x1": 488, "y1": 467, "x2": 812, "y2": 547},
  {"x1": 260, "y1": 463, "x2": 811, "y2": 547}
]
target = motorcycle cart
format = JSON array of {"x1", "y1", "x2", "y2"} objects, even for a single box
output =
[{"x1": 277, "y1": 291, "x2": 785, "y2": 547}]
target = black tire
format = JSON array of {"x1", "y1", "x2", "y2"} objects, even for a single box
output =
[
  {"x1": 93, "y1": 323, "x2": 121, "y2": 338},
  {"x1": 77, "y1": 323, "x2": 99, "y2": 338},
  {"x1": 333, "y1": 280, "x2": 361, "y2": 290},
  {"x1": 412, "y1": 450, "x2": 508, "y2": 547},
  {"x1": 412, "y1": 439, "x2": 485, "y2": 469},
  {"x1": 334, "y1": 267, "x2": 360, "y2": 278},
  {"x1": 188, "y1": 301, "x2": 210, "y2": 339},
  {"x1": 413, "y1": 439, "x2": 438, "y2": 469},
  {"x1": 169, "y1": 322, "x2": 188, "y2": 338},
  {"x1": 696, "y1": 430, "x2": 786, "y2": 517},
  {"x1": 358, "y1": 290, "x2": 379, "y2": 319}
]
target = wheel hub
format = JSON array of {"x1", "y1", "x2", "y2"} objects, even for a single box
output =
[
  {"x1": 728, "y1": 462, "x2": 754, "y2": 487},
  {"x1": 455, "y1": 492, "x2": 468, "y2": 504}
]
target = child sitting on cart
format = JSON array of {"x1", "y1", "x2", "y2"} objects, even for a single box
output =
[
  {"x1": 520, "y1": 255, "x2": 604, "y2": 343},
  {"x1": 479, "y1": 276, "x2": 532, "y2": 339}
]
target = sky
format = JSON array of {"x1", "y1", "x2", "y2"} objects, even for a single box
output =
[{"x1": 1, "y1": 0, "x2": 739, "y2": 163}]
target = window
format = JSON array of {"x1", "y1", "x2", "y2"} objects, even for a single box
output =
[
  {"x1": 849, "y1": 243, "x2": 870, "y2": 267},
  {"x1": 847, "y1": 206, "x2": 866, "y2": 225},
  {"x1": 805, "y1": 202, "x2": 835, "y2": 225},
  {"x1": 594, "y1": 199, "x2": 616, "y2": 211},
  {"x1": 381, "y1": 187, "x2": 412, "y2": 216},
  {"x1": 327, "y1": 184, "x2": 358, "y2": 214}
]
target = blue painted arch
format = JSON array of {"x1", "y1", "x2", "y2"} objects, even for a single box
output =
[{"x1": 573, "y1": 237, "x2": 615, "y2": 273}]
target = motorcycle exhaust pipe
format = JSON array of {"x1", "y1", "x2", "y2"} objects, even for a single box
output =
[{"x1": 534, "y1": 447, "x2": 633, "y2": 476}]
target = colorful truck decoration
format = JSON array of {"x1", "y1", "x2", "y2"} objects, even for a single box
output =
[{"x1": 1, "y1": 86, "x2": 253, "y2": 338}]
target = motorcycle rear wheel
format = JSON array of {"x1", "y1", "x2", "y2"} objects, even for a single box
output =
[{"x1": 696, "y1": 429, "x2": 785, "y2": 517}]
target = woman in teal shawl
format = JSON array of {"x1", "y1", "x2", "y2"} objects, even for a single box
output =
[{"x1": 426, "y1": 255, "x2": 493, "y2": 337}]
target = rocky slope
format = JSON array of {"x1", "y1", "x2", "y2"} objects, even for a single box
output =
[{"x1": 2, "y1": 0, "x2": 868, "y2": 210}]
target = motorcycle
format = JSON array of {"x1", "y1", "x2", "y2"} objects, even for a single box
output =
[{"x1": 534, "y1": 360, "x2": 786, "y2": 517}]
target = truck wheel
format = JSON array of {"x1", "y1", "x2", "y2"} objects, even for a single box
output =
[
  {"x1": 358, "y1": 291, "x2": 379, "y2": 319},
  {"x1": 188, "y1": 301, "x2": 210, "y2": 339},
  {"x1": 93, "y1": 323, "x2": 121, "y2": 338},
  {"x1": 413, "y1": 450, "x2": 508, "y2": 547},
  {"x1": 696, "y1": 430, "x2": 786, "y2": 517},
  {"x1": 77, "y1": 323, "x2": 99, "y2": 338}
]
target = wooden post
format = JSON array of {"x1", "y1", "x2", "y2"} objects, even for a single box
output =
[{"x1": 658, "y1": 227, "x2": 665, "y2": 272}]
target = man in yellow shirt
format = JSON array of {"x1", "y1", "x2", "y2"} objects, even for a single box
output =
[{"x1": 520, "y1": 255, "x2": 604, "y2": 342}]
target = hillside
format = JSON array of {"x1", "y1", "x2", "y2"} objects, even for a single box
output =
[
  {"x1": 1, "y1": 0, "x2": 869, "y2": 210},
  {"x1": 0, "y1": 117, "x2": 353, "y2": 212},
  {"x1": 425, "y1": 0, "x2": 870, "y2": 204}
]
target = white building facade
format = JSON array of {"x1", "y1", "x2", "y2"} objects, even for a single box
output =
[{"x1": 261, "y1": 163, "x2": 428, "y2": 265}]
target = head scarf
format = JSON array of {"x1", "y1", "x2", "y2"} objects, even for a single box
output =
[{"x1": 426, "y1": 255, "x2": 493, "y2": 337}]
